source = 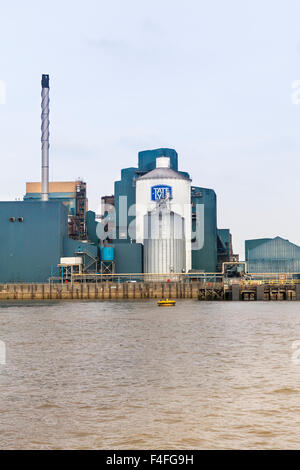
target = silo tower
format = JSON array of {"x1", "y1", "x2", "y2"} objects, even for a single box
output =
[{"x1": 136, "y1": 156, "x2": 192, "y2": 274}]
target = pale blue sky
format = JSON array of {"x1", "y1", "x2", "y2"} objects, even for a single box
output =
[{"x1": 1, "y1": 0, "x2": 300, "y2": 257}]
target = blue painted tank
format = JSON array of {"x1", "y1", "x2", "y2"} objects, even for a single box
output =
[{"x1": 101, "y1": 246, "x2": 114, "y2": 261}]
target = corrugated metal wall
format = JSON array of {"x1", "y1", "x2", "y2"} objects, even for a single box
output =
[
  {"x1": 114, "y1": 149, "x2": 180, "y2": 242},
  {"x1": 246, "y1": 237, "x2": 300, "y2": 273},
  {"x1": 138, "y1": 148, "x2": 178, "y2": 172},
  {"x1": 191, "y1": 186, "x2": 217, "y2": 272},
  {"x1": 63, "y1": 238, "x2": 98, "y2": 259},
  {"x1": 114, "y1": 242, "x2": 143, "y2": 273},
  {"x1": 0, "y1": 201, "x2": 68, "y2": 282},
  {"x1": 114, "y1": 150, "x2": 219, "y2": 273},
  {"x1": 24, "y1": 191, "x2": 77, "y2": 215},
  {"x1": 144, "y1": 209, "x2": 186, "y2": 273}
]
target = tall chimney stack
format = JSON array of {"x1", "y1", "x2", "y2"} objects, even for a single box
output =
[{"x1": 41, "y1": 74, "x2": 50, "y2": 201}]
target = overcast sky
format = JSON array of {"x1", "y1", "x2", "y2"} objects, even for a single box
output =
[{"x1": 1, "y1": 0, "x2": 300, "y2": 257}]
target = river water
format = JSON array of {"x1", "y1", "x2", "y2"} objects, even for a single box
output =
[{"x1": 0, "y1": 300, "x2": 300, "y2": 449}]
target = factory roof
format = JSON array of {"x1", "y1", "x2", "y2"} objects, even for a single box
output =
[{"x1": 137, "y1": 167, "x2": 191, "y2": 181}]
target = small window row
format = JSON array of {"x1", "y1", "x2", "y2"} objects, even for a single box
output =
[{"x1": 9, "y1": 217, "x2": 24, "y2": 222}]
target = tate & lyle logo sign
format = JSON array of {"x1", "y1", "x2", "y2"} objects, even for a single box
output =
[{"x1": 151, "y1": 185, "x2": 173, "y2": 201}]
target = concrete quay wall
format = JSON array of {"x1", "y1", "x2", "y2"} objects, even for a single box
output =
[{"x1": 0, "y1": 282, "x2": 299, "y2": 301}]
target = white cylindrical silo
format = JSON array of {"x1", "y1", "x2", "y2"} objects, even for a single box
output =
[
  {"x1": 144, "y1": 205, "x2": 186, "y2": 276},
  {"x1": 136, "y1": 156, "x2": 192, "y2": 271}
]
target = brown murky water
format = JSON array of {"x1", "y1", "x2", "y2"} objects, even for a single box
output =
[{"x1": 0, "y1": 300, "x2": 300, "y2": 449}]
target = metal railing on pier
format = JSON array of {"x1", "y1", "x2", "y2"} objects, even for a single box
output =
[
  {"x1": 49, "y1": 272, "x2": 224, "y2": 285},
  {"x1": 48, "y1": 271, "x2": 300, "y2": 286}
]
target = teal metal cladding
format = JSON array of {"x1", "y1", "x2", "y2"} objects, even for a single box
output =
[
  {"x1": 114, "y1": 242, "x2": 143, "y2": 273},
  {"x1": 245, "y1": 236, "x2": 300, "y2": 273},
  {"x1": 191, "y1": 186, "x2": 217, "y2": 272},
  {"x1": 0, "y1": 201, "x2": 68, "y2": 282},
  {"x1": 24, "y1": 192, "x2": 76, "y2": 215},
  {"x1": 138, "y1": 148, "x2": 178, "y2": 172},
  {"x1": 63, "y1": 238, "x2": 98, "y2": 259},
  {"x1": 86, "y1": 210, "x2": 99, "y2": 245},
  {"x1": 114, "y1": 150, "x2": 219, "y2": 273},
  {"x1": 114, "y1": 167, "x2": 137, "y2": 242},
  {"x1": 114, "y1": 149, "x2": 180, "y2": 243},
  {"x1": 217, "y1": 229, "x2": 231, "y2": 253}
]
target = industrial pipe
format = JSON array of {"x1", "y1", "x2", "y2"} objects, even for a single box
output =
[{"x1": 41, "y1": 74, "x2": 50, "y2": 201}]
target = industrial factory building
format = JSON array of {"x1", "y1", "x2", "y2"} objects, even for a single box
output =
[
  {"x1": 3, "y1": 73, "x2": 300, "y2": 284},
  {"x1": 0, "y1": 200, "x2": 97, "y2": 283},
  {"x1": 24, "y1": 180, "x2": 87, "y2": 240},
  {"x1": 245, "y1": 236, "x2": 300, "y2": 273},
  {"x1": 136, "y1": 156, "x2": 192, "y2": 273},
  {"x1": 217, "y1": 229, "x2": 236, "y2": 271},
  {"x1": 0, "y1": 75, "x2": 96, "y2": 283},
  {"x1": 95, "y1": 147, "x2": 235, "y2": 275},
  {"x1": 0, "y1": 74, "x2": 237, "y2": 283},
  {"x1": 0, "y1": 201, "x2": 67, "y2": 283}
]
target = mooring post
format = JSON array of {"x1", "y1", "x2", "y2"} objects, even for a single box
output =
[
  {"x1": 257, "y1": 285, "x2": 265, "y2": 301},
  {"x1": 232, "y1": 284, "x2": 240, "y2": 301}
]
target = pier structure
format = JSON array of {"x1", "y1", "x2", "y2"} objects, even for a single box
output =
[{"x1": 0, "y1": 274, "x2": 300, "y2": 300}]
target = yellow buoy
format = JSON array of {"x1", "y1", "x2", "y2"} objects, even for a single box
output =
[{"x1": 157, "y1": 298, "x2": 176, "y2": 307}]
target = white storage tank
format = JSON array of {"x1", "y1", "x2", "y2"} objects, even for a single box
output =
[
  {"x1": 136, "y1": 156, "x2": 191, "y2": 271},
  {"x1": 144, "y1": 205, "x2": 186, "y2": 275}
]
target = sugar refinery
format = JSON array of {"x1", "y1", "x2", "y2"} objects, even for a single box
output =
[{"x1": 1, "y1": 75, "x2": 300, "y2": 285}]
